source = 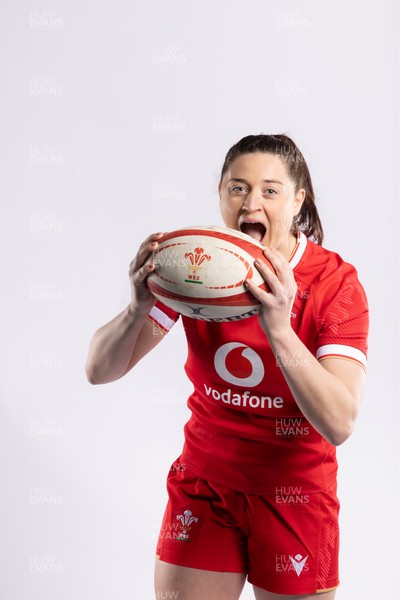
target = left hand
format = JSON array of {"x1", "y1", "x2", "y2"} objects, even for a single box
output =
[{"x1": 245, "y1": 247, "x2": 297, "y2": 337}]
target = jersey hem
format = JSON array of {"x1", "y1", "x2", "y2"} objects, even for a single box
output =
[{"x1": 180, "y1": 454, "x2": 338, "y2": 496}]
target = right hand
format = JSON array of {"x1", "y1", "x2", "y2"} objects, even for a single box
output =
[{"x1": 128, "y1": 232, "x2": 165, "y2": 313}]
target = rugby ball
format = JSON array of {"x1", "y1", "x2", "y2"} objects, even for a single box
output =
[{"x1": 146, "y1": 226, "x2": 273, "y2": 322}]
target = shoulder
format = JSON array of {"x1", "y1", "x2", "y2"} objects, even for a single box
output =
[
  {"x1": 294, "y1": 237, "x2": 369, "y2": 329},
  {"x1": 297, "y1": 236, "x2": 365, "y2": 293}
]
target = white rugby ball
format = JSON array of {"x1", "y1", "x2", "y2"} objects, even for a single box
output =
[{"x1": 146, "y1": 226, "x2": 273, "y2": 322}]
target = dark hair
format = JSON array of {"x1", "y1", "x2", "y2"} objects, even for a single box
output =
[{"x1": 219, "y1": 133, "x2": 323, "y2": 245}]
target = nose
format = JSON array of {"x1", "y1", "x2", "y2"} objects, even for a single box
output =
[{"x1": 241, "y1": 191, "x2": 263, "y2": 213}]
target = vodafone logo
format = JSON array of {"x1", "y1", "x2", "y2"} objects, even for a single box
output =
[{"x1": 214, "y1": 342, "x2": 265, "y2": 387}]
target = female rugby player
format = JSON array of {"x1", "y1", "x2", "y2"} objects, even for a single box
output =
[{"x1": 86, "y1": 134, "x2": 369, "y2": 600}]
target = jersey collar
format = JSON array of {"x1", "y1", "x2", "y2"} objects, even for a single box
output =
[{"x1": 288, "y1": 230, "x2": 307, "y2": 270}]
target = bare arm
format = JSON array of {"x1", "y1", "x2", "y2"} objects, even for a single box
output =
[
  {"x1": 85, "y1": 305, "x2": 167, "y2": 384},
  {"x1": 246, "y1": 246, "x2": 366, "y2": 446},
  {"x1": 265, "y1": 326, "x2": 365, "y2": 445},
  {"x1": 85, "y1": 232, "x2": 166, "y2": 384}
]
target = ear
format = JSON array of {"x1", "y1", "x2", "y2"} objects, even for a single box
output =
[
  {"x1": 294, "y1": 188, "x2": 306, "y2": 214},
  {"x1": 218, "y1": 181, "x2": 221, "y2": 195}
]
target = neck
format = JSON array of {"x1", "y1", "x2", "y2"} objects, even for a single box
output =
[{"x1": 264, "y1": 232, "x2": 298, "y2": 261}]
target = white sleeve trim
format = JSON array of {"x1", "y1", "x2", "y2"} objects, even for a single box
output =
[
  {"x1": 148, "y1": 305, "x2": 176, "y2": 332},
  {"x1": 316, "y1": 344, "x2": 367, "y2": 368}
]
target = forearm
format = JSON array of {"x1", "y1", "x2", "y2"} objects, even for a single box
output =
[
  {"x1": 266, "y1": 327, "x2": 358, "y2": 445},
  {"x1": 85, "y1": 304, "x2": 150, "y2": 384}
]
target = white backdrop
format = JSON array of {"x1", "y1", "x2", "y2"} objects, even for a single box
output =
[{"x1": 1, "y1": 1, "x2": 399, "y2": 598}]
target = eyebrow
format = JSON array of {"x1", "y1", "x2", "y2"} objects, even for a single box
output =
[{"x1": 228, "y1": 177, "x2": 283, "y2": 185}]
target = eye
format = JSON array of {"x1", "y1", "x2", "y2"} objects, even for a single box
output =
[
  {"x1": 265, "y1": 188, "x2": 277, "y2": 195},
  {"x1": 231, "y1": 185, "x2": 247, "y2": 193}
]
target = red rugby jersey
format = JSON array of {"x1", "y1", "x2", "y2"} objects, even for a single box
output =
[{"x1": 147, "y1": 232, "x2": 369, "y2": 494}]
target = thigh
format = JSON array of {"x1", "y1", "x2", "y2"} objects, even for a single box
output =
[
  {"x1": 155, "y1": 560, "x2": 246, "y2": 600},
  {"x1": 253, "y1": 588, "x2": 336, "y2": 600}
]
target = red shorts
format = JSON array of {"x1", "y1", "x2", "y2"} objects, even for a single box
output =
[{"x1": 156, "y1": 458, "x2": 340, "y2": 595}]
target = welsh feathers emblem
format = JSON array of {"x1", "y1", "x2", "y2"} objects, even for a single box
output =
[
  {"x1": 184, "y1": 247, "x2": 211, "y2": 284},
  {"x1": 175, "y1": 509, "x2": 199, "y2": 541}
]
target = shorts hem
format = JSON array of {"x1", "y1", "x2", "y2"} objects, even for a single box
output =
[
  {"x1": 248, "y1": 576, "x2": 340, "y2": 596},
  {"x1": 316, "y1": 583, "x2": 340, "y2": 593},
  {"x1": 155, "y1": 551, "x2": 247, "y2": 574}
]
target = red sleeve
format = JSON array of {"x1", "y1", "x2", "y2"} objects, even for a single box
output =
[
  {"x1": 315, "y1": 266, "x2": 369, "y2": 371},
  {"x1": 147, "y1": 300, "x2": 180, "y2": 334}
]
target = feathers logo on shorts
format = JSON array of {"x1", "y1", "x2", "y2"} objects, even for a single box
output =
[{"x1": 175, "y1": 509, "x2": 199, "y2": 542}]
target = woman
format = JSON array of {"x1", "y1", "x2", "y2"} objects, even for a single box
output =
[{"x1": 86, "y1": 134, "x2": 369, "y2": 599}]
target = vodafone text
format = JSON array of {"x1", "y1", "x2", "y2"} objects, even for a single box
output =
[{"x1": 204, "y1": 384, "x2": 284, "y2": 409}]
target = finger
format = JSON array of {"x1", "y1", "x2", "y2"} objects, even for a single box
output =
[
  {"x1": 257, "y1": 258, "x2": 297, "y2": 299},
  {"x1": 130, "y1": 249, "x2": 152, "y2": 273},
  {"x1": 256, "y1": 255, "x2": 298, "y2": 304},
  {"x1": 139, "y1": 232, "x2": 164, "y2": 253},
  {"x1": 262, "y1": 247, "x2": 292, "y2": 280},
  {"x1": 133, "y1": 261, "x2": 155, "y2": 284},
  {"x1": 259, "y1": 247, "x2": 297, "y2": 294},
  {"x1": 244, "y1": 278, "x2": 275, "y2": 307},
  {"x1": 130, "y1": 259, "x2": 151, "y2": 279},
  {"x1": 137, "y1": 230, "x2": 169, "y2": 268},
  {"x1": 131, "y1": 232, "x2": 164, "y2": 270},
  {"x1": 253, "y1": 258, "x2": 281, "y2": 296}
]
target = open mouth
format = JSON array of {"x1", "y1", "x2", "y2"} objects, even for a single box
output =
[{"x1": 239, "y1": 222, "x2": 267, "y2": 242}]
